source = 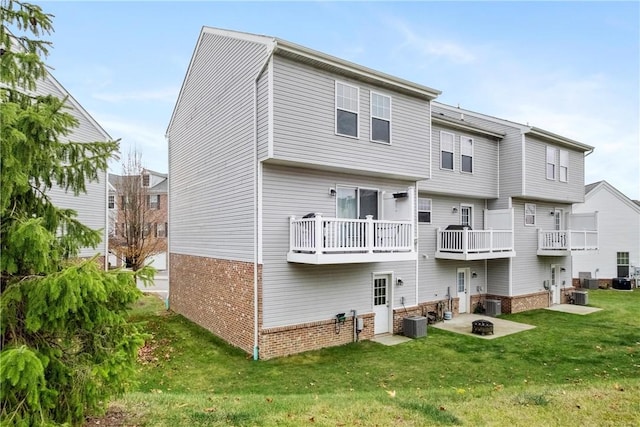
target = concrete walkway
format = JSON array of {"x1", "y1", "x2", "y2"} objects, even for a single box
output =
[
  {"x1": 430, "y1": 314, "x2": 535, "y2": 339},
  {"x1": 371, "y1": 334, "x2": 413, "y2": 346}
]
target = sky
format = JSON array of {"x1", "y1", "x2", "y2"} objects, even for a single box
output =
[{"x1": 30, "y1": 1, "x2": 640, "y2": 200}]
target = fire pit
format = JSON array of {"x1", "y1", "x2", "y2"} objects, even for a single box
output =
[{"x1": 472, "y1": 320, "x2": 494, "y2": 335}]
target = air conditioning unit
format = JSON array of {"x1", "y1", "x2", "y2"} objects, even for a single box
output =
[
  {"x1": 573, "y1": 290, "x2": 588, "y2": 305},
  {"x1": 403, "y1": 316, "x2": 427, "y2": 338},
  {"x1": 585, "y1": 279, "x2": 599, "y2": 289},
  {"x1": 485, "y1": 299, "x2": 501, "y2": 317}
]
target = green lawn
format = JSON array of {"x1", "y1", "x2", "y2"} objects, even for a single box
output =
[{"x1": 98, "y1": 289, "x2": 640, "y2": 426}]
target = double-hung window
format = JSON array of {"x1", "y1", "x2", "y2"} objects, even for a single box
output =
[
  {"x1": 524, "y1": 203, "x2": 536, "y2": 226},
  {"x1": 147, "y1": 194, "x2": 160, "y2": 210},
  {"x1": 617, "y1": 252, "x2": 629, "y2": 278},
  {"x1": 108, "y1": 195, "x2": 115, "y2": 209},
  {"x1": 461, "y1": 136, "x2": 474, "y2": 173},
  {"x1": 559, "y1": 150, "x2": 568, "y2": 182},
  {"x1": 440, "y1": 131, "x2": 454, "y2": 170},
  {"x1": 546, "y1": 146, "x2": 557, "y2": 180},
  {"x1": 370, "y1": 92, "x2": 391, "y2": 143},
  {"x1": 418, "y1": 198, "x2": 432, "y2": 223},
  {"x1": 335, "y1": 81, "x2": 359, "y2": 138}
]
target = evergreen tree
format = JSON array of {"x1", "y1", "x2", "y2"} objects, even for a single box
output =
[{"x1": 1, "y1": 2, "x2": 150, "y2": 425}]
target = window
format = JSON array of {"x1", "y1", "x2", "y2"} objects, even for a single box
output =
[
  {"x1": 546, "y1": 146, "x2": 557, "y2": 180},
  {"x1": 335, "y1": 82, "x2": 359, "y2": 137},
  {"x1": 461, "y1": 136, "x2": 474, "y2": 173},
  {"x1": 337, "y1": 187, "x2": 378, "y2": 219},
  {"x1": 460, "y1": 205, "x2": 472, "y2": 227},
  {"x1": 370, "y1": 92, "x2": 391, "y2": 143},
  {"x1": 418, "y1": 198, "x2": 432, "y2": 223},
  {"x1": 142, "y1": 174, "x2": 150, "y2": 187},
  {"x1": 559, "y1": 150, "x2": 568, "y2": 182},
  {"x1": 147, "y1": 194, "x2": 160, "y2": 210},
  {"x1": 441, "y1": 131, "x2": 454, "y2": 170},
  {"x1": 525, "y1": 203, "x2": 536, "y2": 226},
  {"x1": 156, "y1": 222, "x2": 167, "y2": 238},
  {"x1": 617, "y1": 252, "x2": 629, "y2": 277},
  {"x1": 108, "y1": 195, "x2": 115, "y2": 209}
]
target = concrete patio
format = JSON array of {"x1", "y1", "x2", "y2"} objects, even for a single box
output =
[
  {"x1": 430, "y1": 313, "x2": 535, "y2": 339},
  {"x1": 544, "y1": 304, "x2": 602, "y2": 315}
]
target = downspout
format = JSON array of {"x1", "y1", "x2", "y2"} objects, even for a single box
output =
[
  {"x1": 414, "y1": 186, "x2": 419, "y2": 308},
  {"x1": 253, "y1": 41, "x2": 277, "y2": 361},
  {"x1": 521, "y1": 133, "x2": 526, "y2": 196},
  {"x1": 166, "y1": 135, "x2": 171, "y2": 309}
]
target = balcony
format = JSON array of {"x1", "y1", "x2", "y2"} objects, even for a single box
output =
[
  {"x1": 287, "y1": 214, "x2": 416, "y2": 264},
  {"x1": 435, "y1": 227, "x2": 516, "y2": 260},
  {"x1": 537, "y1": 230, "x2": 598, "y2": 256}
]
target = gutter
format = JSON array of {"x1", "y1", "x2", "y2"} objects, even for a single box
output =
[{"x1": 252, "y1": 41, "x2": 277, "y2": 361}]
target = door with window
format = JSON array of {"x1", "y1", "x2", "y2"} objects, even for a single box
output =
[
  {"x1": 460, "y1": 205, "x2": 473, "y2": 227},
  {"x1": 373, "y1": 274, "x2": 391, "y2": 334},
  {"x1": 337, "y1": 187, "x2": 379, "y2": 220},
  {"x1": 553, "y1": 209, "x2": 565, "y2": 247},
  {"x1": 457, "y1": 268, "x2": 470, "y2": 313}
]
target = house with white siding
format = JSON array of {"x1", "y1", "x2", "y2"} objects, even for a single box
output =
[
  {"x1": 37, "y1": 62, "x2": 111, "y2": 268},
  {"x1": 167, "y1": 27, "x2": 598, "y2": 359},
  {"x1": 572, "y1": 181, "x2": 640, "y2": 287}
]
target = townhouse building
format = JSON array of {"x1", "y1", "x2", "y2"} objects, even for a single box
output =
[{"x1": 167, "y1": 27, "x2": 598, "y2": 359}]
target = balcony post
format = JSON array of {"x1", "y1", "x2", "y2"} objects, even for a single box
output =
[
  {"x1": 366, "y1": 215, "x2": 374, "y2": 253},
  {"x1": 314, "y1": 214, "x2": 323, "y2": 254},
  {"x1": 566, "y1": 230, "x2": 571, "y2": 250},
  {"x1": 462, "y1": 228, "x2": 468, "y2": 255},
  {"x1": 489, "y1": 228, "x2": 494, "y2": 253},
  {"x1": 436, "y1": 228, "x2": 442, "y2": 252},
  {"x1": 289, "y1": 216, "x2": 296, "y2": 251}
]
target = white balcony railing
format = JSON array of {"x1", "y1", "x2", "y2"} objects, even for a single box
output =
[
  {"x1": 288, "y1": 214, "x2": 414, "y2": 264},
  {"x1": 436, "y1": 228, "x2": 515, "y2": 260},
  {"x1": 538, "y1": 230, "x2": 598, "y2": 253}
]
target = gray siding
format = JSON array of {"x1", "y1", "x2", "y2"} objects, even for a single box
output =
[
  {"x1": 271, "y1": 56, "x2": 431, "y2": 178},
  {"x1": 511, "y1": 199, "x2": 571, "y2": 295},
  {"x1": 168, "y1": 33, "x2": 269, "y2": 261},
  {"x1": 417, "y1": 193, "x2": 487, "y2": 302},
  {"x1": 524, "y1": 138, "x2": 585, "y2": 203},
  {"x1": 419, "y1": 123, "x2": 499, "y2": 198},
  {"x1": 486, "y1": 258, "x2": 510, "y2": 295},
  {"x1": 256, "y1": 70, "x2": 270, "y2": 161},
  {"x1": 261, "y1": 164, "x2": 416, "y2": 328},
  {"x1": 36, "y1": 73, "x2": 108, "y2": 258}
]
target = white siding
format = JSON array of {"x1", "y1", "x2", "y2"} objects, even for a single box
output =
[
  {"x1": 511, "y1": 199, "x2": 571, "y2": 295},
  {"x1": 572, "y1": 184, "x2": 640, "y2": 280},
  {"x1": 36, "y1": 72, "x2": 109, "y2": 258},
  {"x1": 486, "y1": 258, "x2": 510, "y2": 295},
  {"x1": 524, "y1": 138, "x2": 585, "y2": 202},
  {"x1": 417, "y1": 194, "x2": 487, "y2": 303},
  {"x1": 261, "y1": 164, "x2": 417, "y2": 328},
  {"x1": 419, "y1": 123, "x2": 499, "y2": 198},
  {"x1": 256, "y1": 70, "x2": 270, "y2": 161},
  {"x1": 168, "y1": 33, "x2": 269, "y2": 261},
  {"x1": 271, "y1": 57, "x2": 431, "y2": 179}
]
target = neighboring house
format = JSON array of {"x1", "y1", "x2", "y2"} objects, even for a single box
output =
[
  {"x1": 36, "y1": 57, "x2": 111, "y2": 268},
  {"x1": 166, "y1": 27, "x2": 598, "y2": 360},
  {"x1": 108, "y1": 169, "x2": 168, "y2": 269},
  {"x1": 572, "y1": 181, "x2": 640, "y2": 286}
]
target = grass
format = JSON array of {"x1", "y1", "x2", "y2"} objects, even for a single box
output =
[{"x1": 99, "y1": 289, "x2": 640, "y2": 426}]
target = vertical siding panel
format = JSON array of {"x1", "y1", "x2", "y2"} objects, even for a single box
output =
[{"x1": 168, "y1": 33, "x2": 269, "y2": 261}]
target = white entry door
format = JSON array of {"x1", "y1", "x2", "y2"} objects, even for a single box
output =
[
  {"x1": 551, "y1": 264, "x2": 560, "y2": 305},
  {"x1": 373, "y1": 274, "x2": 391, "y2": 334},
  {"x1": 457, "y1": 268, "x2": 470, "y2": 313}
]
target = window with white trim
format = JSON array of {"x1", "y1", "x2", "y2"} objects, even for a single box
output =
[
  {"x1": 441, "y1": 131, "x2": 454, "y2": 170},
  {"x1": 370, "y1": 92, "x2": 391, "y2": 143},
  {"x1": 525, "y1": 203, "x2": 536, "y2": 226},
  {"x1": 108, "y1": 195, "x2": 115, "y2": 209},
  {"x1": 335, "y1": 81, "x2": 359, "y2": 138},
  {"x1": 460, "y1": 136, "x2": 474, "y2": 173},
  {"x1": 142, "y1": 174, "x2": 150, "y2": 187},
  {"x1": 147, "y1": 194, "x2": 160, "y2": 210},
  {"x1": 617, "y1": 252, "x2": 629, "y2": 277},
  {"x1": 156, "y1": 222, "x2": 167, "y2": 238},
  {"x1": 546, "y1": 146, "x2": 557, "y2": 180},
  {"x1": 559, "y1": 150, "x2": 568, "y2": 182},
  {"x1": 418, "y1": 197, "x2": 432, "y2": 223}
]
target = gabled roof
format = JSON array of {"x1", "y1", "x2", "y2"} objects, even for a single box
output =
[
  {"x1": 167, "y1": 27, "x2": 442, "y2": 136},
  {"x1": 583, "y1": 180, "x2": 640, "y2": 214},
  {"x1": 431, "y1": 110, "x2": 506, "y2": 139},
  {"x1": 433, "y1": 101, "x2": 594, "y2": 152},
  {"x1": 108, "y1": 172, "x2": 168, "y2": 193}
]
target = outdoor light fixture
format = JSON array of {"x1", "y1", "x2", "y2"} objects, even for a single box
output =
[
  {"x1": 329, "y1": 188, "x2": 336, "y2": 196},
  {"x1": 549, "y1": 210, "x2": 555, "y2": 215},
  {"x1": 452, "y1": 207, "x2": 458, "y2": 213},
  {"x1": 472, "y1": 271, "x2": 478, "y2": 278},
  {"x1": 396, "y1": 278, "x2": 404, "y2": 286}
]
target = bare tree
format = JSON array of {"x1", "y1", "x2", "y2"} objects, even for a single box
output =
[{"x1": 109, "y1": 150, "x2": 165, "y2": 270}]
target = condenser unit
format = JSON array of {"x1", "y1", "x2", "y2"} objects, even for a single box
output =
[
  {"x1": 403, "y1": 316, "x2": 427, "y2": 338},
  {"x1": 485, "y1": 299, "x2": 501, "y2": 317},
  {"x1": 573, "y1": 290, "x2": 588, "y2": 306}
]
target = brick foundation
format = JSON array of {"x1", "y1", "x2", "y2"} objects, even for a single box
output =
[
  {"x1": 260, "y1": 313, "x2": 375, "y2": 360},
  {"x1": 169, "y1": 253, "x2": 259, "y2": 355}
]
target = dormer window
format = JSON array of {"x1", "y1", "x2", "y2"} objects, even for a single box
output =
[{"x1": 142, "y1": 174, "x2": 150, "y2": 187}]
